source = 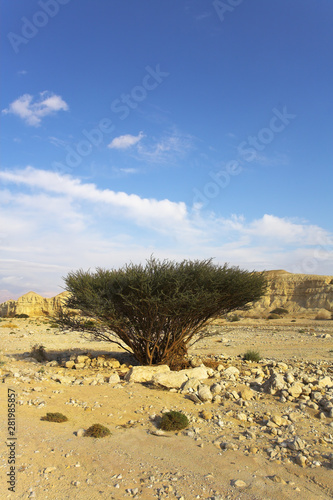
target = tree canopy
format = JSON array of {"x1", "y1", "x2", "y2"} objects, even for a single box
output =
[{"x1": 58, "y1": 257, "x2": 267, "y2": 365}]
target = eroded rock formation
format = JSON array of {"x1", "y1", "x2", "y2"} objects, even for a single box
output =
[
  {"x1": 0, "y1": 291, "x2": 69, "y2": 317},
  {"x1": 252, "y1": 270, "x2": 333, "y2": 315}
]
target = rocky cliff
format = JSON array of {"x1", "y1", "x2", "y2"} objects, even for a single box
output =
[
  {"x1": 252, "y1": 270, "x2": 333, "y2": 315},
  {"x1": 0, "y1": 291, "x2": 69, "y2": 317}
]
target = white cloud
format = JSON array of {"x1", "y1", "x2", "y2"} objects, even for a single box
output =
[
  {"x1": 136, "y1": 130, "x2": 194, "y2": 164},
  {"x1": 108, "y1": 131, "x2": 144, "y2": 150},
  {"x1": 0, "y1": 167, "x2": 192, "y2": 236},
  {"x1": 245, "y1": 214, "x2": 331, "y2": 245},
  {"x1": 0, "y1": 167, "x2": 332, "y2": 299},
  {"x1": 2, "y1": 91, "x2": 69, "y2": 126}
]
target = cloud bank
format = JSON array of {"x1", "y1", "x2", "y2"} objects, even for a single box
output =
[
  {"x1": 2, "y1": 91, "x2": 69, "y2": 126},
  {"x1": 0, "y1": 167, "x2": 332, "y2": 299}
]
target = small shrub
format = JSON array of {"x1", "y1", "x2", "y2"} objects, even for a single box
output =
[
  {"x1": 298, "y1": 329, "x2": 306, "y2": 333},
  {"x1": 243, "y1": 350, "x2": 261, "y2": 362},
  {"x1": 267, "y1": 313, "x2": 280, "y2": 320},
  {"x1": 38, "y1": 367, "x2": 45, "y2": 374},
  {"x1": 228, "y1": 314, "x2": 241, "y2": 322},
  {"x1": 15, "y1": 313, "x2": 29, "y2": 318},
  {"x1": 31, "y1": 344, "x2": 48, "y2": 362},
  {"x1": 84, "y1": 424, "x2": 111, "y2": 438},
  {"x1": 270, "y1": 307, "x2": 288, "y2": 315},
  {"x1": 41, "y1": 412, "x2": 68, "y2": 423},
  {"x1": 160, "y1": 411, "x2": 189, "y2": 431}
]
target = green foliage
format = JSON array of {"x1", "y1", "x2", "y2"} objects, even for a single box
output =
[
  {"x1": 270, "y1": 307, "x2": 288, "y2": 315},
  {"x1": 84, "y1": 424, "x2": 111, "y2": 438},
  {"x1": 160, "y1": 411, "x2": 189, "y2": 431},
  {"x1": 267, "y1": 313, "x2": 280, "y2": 320},
  {"x1": 57, "y1": 256, "x2": 267, "y2": 366},
  {"x1": 228, "y1": 314, "x2": 241, "y2": 322},
  {"x1": 48, "y1": 322, "x2": 59, "y2": 328},
  {"x1": 14, "y1": 313, "x2": 29, "y2": 318},
  {"x1": 243, "y1": 349, "x2": 261, "y2": 362},
  {"x1": 83, "y1": 319, "x2": 97, "y2": 328},
  {"x1": 41, "y1": 412, "x2": 68, "y2": 422},
  {"x1": 31, "y1": 344, "x2": 47, "y2": 362}
]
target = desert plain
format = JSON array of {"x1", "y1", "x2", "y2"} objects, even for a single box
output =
[{"x1": 0, "y1": 314, "x2": 332, "y2": 500}]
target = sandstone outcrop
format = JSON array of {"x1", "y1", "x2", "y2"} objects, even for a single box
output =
[
  {"x1": 250, "y1": 270, "x2": 333, "y2": 315},
  {"x1": 0, "y1": 291, "x2": 69, "y2": 317}
]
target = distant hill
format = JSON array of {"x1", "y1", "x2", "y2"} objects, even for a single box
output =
[
  {"x1": 0, "y1": 291, "x2": 69, "y2": 317},
  {"x1": 249, "y1": 270, "x2": 333, "y2": 316}
]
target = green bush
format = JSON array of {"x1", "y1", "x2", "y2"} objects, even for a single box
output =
[
  {"x1": 41, "y1": 412, "x2": 68, "y2": 423},
  {"x1": 57, "y1": 257, "x2": 267, "y2": 366},
  {"x1": 14, "y1": 313, "x2": 29, "y2": 318},
  {"x1": 84, "y1": 424, "x2": 111, "y2": 438},
  {"x1": 270, "y1": 308, "x2": 288, "y2": 315},
  {"x1": 243, "y1": 350, "x2": 261, "y2": 362},
  {"x1": 228, "y1": 314, "x2": 241, "y2": 322},
  {"x1": 160, "y1": 411, "x2": 189, "y2": 431}
]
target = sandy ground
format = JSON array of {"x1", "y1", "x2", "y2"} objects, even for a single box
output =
[{"x1": 0, "y1": 317, "x2": 333, "y2": 500}]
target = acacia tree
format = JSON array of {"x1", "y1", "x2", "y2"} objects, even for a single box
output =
[{"x1": 57, "y1": 257, "x2": 267, "y2": 366}]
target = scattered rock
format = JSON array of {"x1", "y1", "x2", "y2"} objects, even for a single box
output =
[
  {"x1": 124, "y1": 365, "x2": 170, "y2": 383},
  {"x1": 232, "y1": 479, "x2": 247, "y2": 488},
  {"x1": 198, "y1": 385, "x2": 213, "y2": 402},
  {"x1": 239, "y1": 386, "x2": 255, "y2": 401}
]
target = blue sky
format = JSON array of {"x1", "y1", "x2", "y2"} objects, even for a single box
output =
[{"x1": 1, "y1": 0, "x2": 332, "y2": 300}]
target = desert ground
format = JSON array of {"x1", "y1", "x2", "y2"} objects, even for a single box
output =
[{"x1": 1, "y1": 317, "x2": 332, "y2": 500}]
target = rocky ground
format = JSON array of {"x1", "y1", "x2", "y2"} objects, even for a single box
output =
[{"x1": 0, "y1": 317, "x2": 332, "y2": 500}]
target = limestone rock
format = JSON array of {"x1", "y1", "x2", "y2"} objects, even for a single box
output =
[
  {"x1": 152, "y1": 371, "x2": 188, "y2": 389},
  {"x1": 317, "y1": 376, "x2": 332, "y2": 388},
  {"x1": 224, "y1": 366, "x2": 240, "y2": 378},
  {"x1": 124, "y1": 365, "x2": 170, "y2": 383},
  {"x1": 239, "y1": 387, "x2": 255, "y2": 401},
  {"x1": 108, "y1": 373, "x2": 121, "y2": 385},
  {"x1": 288, "y1": 382, "x2": 303, "y2": 398},
  {"x1": 198, "y1": 384, "x2": 213, "y2": 402},
  {"x1": 181, "y1": 366, "x2": 209, "y2": 380},
  {"x1": 262, "y1": 372, "x2": 286, "y2": 394},
  {"x1": 182, "y1": 378, "x2": 201, "y2": 392},
  {"x1": 232, "y1": 479, "x2": 247, "y2": 488}
]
